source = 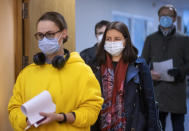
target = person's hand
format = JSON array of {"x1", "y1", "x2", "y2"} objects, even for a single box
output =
[
  {"x1": 26, "y1": 118, "x2": 31, "y2": 126},
  {"x1": 151, "y1": 70, "x2": 161, "y2": 80},
  {"x1": 39, "y1": 112, "x2": 63, "y2": 125},
  {"x1": 167, "y1": 68, "x2": 180, "y2": 77},
  {"x1": 167, "y1": 68, "x2": 182, "y2": 82},
  {"x1": 25, "y1": 118, "x2": 33, "y2": 130}
]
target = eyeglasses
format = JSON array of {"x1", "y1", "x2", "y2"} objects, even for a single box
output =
[{"x1": 34, "y1": 30, "x2": 61, "y2": 40}]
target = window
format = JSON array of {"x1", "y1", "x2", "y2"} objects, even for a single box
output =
[
  {"x1": 183, "y1": 10, "x2": 189, "y2": 36},
  {"x1": 112, "y1": 11, "x2": 154, "y2": 56}
]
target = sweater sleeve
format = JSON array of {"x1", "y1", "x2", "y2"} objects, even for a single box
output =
[
  {"x1": 8, "y1": 72, "x2": 27, "y2": 131},
  {"x1": 71, "y1": 67, "x2": 104, "y2": 127}
]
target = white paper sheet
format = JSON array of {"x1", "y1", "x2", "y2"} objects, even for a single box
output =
[
  {"x1": 21, "y1": 90, "x2": 56, "y2": 127},
  {"x1": 153, "y1": 59, "x2": 174, "y2": 82}
]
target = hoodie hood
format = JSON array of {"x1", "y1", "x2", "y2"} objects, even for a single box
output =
[{"x1": 66, "y1": 52, "x2": 84, "y2": 64}]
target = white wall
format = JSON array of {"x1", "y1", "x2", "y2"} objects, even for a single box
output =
[{"x1": 75, "y1": 0, "x2": 187, "y2": 52}]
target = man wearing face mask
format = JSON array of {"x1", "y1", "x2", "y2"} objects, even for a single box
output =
[
  {"x1": 80, "y1": 20, "x2": 110, "y2": 65},
  {"x1": 142, "y1": 4, "x2": 189, "y2": 131}
]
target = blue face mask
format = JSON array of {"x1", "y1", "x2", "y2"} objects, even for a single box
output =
[
  {"x1": 38, "y1": 31, "x2": 63, "y2": 55},
  {"x1": 38, "y1": 37, "x2": 60, "y2": 55},
  {"x1": 160, "y1": 16, "x2": 173, "y2": 28}
]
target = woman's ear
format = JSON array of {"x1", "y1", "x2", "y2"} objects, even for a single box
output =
[
  {"x1": 62, "y1": 29, "x2": 68, "y2": 44},
  {"x1": 62, "y1": 29, "x2": 68, "y2": 39},
  {"x1": 123, "y1": 38, "x2": 127, "y2": 46},
  {"x1": 59, "y1": 29, "x2": 68, "y2": 44}
]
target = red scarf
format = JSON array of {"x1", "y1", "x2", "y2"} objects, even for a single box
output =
[{"x1": 100, "y1": 54, "x2": 128, "y2": 131}]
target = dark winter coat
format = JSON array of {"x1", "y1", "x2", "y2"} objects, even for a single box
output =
[
  {"x1": 80, "y1": 44, "x2": 98, "y2": 65},
  {"x1": 90, "y1": 57, "x2": 162, "y2": 131},
  {"x1": 142, "y1": 26, "x2": 189, "y2": 113}
]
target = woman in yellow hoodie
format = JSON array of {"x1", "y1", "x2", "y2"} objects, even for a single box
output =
[{"x1": 8, "y1": 11, "x2": 103, "y2": 131}]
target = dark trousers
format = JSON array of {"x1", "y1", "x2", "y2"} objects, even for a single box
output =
[{"x1": 159, "y1": 111, "x2": 185, "y2": 131}]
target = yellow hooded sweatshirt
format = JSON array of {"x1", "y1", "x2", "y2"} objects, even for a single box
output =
[{"x1": 8, "y1": 52, "x2": 103, "y2": 131}]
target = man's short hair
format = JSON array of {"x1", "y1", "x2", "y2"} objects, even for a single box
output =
[
  {"x1": 158, "y1": 4, "x2": 177, "y2": 17},
  {"x1": 95, "y1": 20, "x2": 110, "y2": 35}
]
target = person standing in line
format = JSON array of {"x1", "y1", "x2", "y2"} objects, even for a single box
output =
[
  {"x1": 90, "y1": 21, "x2": 162, "y2": 131},
  {"x1": 8, "y1": 11, "x2": 103, "y2": 131},
  {"x1": 80, "y1": 20, "x2": 110, "y2": 65},
  {"x1": 142, "y1": 4, "x2": 189, "y2": 131}
]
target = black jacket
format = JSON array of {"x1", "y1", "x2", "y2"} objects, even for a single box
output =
[
  {"x1": 142, "y1": 26, "x2": 189, "y2": 113},
  {"x1": 90, "y1": 57, "x2": 162, "y2": 131},
  {"x1": 80, "y1": 44, "x2": 98, "y2": 65}
]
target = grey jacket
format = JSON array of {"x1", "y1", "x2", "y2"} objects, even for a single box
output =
[{"x1": 142, "y1": 26, "x2": 189, "y2": 113}]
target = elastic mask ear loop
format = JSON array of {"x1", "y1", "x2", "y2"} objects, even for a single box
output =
[
  {"x1": 57, "y1": 31, "x2": 64, "y2": 51},
  {"x1": 57, "y1": 31, "x2": 64, "y2": 42}
]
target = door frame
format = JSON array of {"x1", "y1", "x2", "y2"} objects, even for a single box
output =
[
  {"x1": 14, "y1": 0, "x2": 23, "y2": 78},
  {"x1": 14, "y1": 0, "x2": 76, "y2": 78}
]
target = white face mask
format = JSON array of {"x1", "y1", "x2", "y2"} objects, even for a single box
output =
[
  {"x1": 97, "y1": 34, "x2": 103, "y2": 44},
  {"x1": 104, "y1": 41, "x2": 125, "y2": 56}
]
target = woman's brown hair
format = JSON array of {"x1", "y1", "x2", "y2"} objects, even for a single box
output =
[
  {"x1": 96, "y1": 21, "x2": 138, "y2": 65},
  {"x1": 37, "y1": 11, "x2": 68, "y2": 43}
]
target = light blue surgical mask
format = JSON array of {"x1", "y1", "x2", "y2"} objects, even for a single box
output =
[
  {"x1": 38, "y1": 37, "x2": 60, "y2": 55},
  {"x1": 160, "y1": 16, "x2": 173, "y2": 28},
  {"x1": 38, "y1": 32, "x2": 63, "y2": 55}
]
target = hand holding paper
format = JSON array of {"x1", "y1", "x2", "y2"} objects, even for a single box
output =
[
  {"x1": 150, "y1": 70, "x2": 161, "y2": 80},
  {"x1": 21, "y1": 90, "x2": 56, "y2": 129},
  {"x1": 153, "y1": 59, "x2": 174, "y2": 82}
]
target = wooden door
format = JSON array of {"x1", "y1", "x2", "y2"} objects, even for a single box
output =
[{"x1": 23, "y1": 0, "x2": 76, "y2": 65}]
